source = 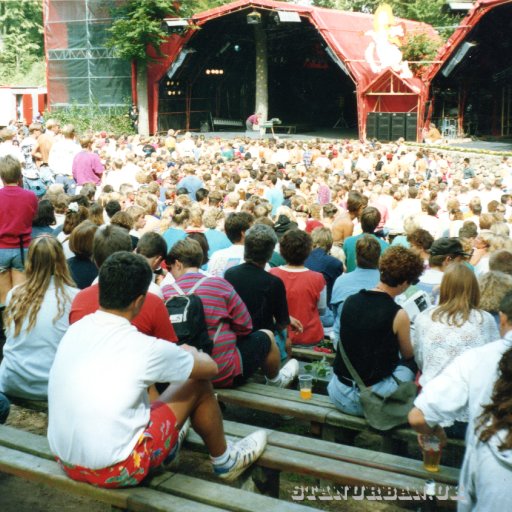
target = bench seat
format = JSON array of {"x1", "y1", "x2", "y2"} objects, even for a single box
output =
[
  {"x1": 216, "y1": 382, "x2": 465, "y2": 452},
  {"x1": 0, "y1": 425, "x2": 317, "y2": 512}
]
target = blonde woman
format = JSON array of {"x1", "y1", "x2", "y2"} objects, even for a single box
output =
[
  {"x1": 414, "y1": 262, "x2": 498, "y2": 389},
  {"x1": 0, "y1": 236, "x2": 78, "y2": 400}
]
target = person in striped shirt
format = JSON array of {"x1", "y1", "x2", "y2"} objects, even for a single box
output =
[{"x1": 162, "y1": 238, "x2": 298, "y2": 388}]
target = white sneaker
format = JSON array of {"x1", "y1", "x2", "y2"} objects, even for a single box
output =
[
  {"x1": 214, "y1": 430, "x2": 267, "y2": 481},
  {"x1": 266, "y1": 358, "x2": 299, "y2": 388},
  {"x1": 163, "y1": 418, "x2": 191, "y2": 469}
]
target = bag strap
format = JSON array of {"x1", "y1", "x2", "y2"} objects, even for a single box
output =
[
  {"x1": 188, "y1": 276, "x2": 209, "y2": 295},
  {"x1": 213, "y1": 322, "x2": 223, "y2": 343},
  {"x1": 337, "y1": 340, "x2": 369, "y2": 391},
  {"x1": 170, "y1": 281, "x2": 185, "y2": 296}
]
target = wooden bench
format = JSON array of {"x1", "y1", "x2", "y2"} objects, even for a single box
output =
[
  {"x1": 292, "y1": 346, "x2": 335, "y2": 362},
  {"x1": 0, "y1": 425, "x2": 317, "y2": 512},
  {"x1": 185, "y1": 420, "x2": 459, "y2": 504},
  {"x1": 216, "y1": 382, "x2": 465, "y2": 454},
  {"x1": 0, "y1": 419, "x2": 460, "y2": 507}
]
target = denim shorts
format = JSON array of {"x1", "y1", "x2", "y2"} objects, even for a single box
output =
[
  {"x1": 327, "y1": 365, "x2": 415, "y2": 417},
  {"x1": 0, "y1": 248, "x2": 28, "y2": 272}
]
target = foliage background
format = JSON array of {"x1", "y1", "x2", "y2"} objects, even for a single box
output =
[
  {"x1": 47, "y1": 103, "x2": 134, "y2": 135},
  {"x1": 0, "y1": 0, "x2": 45, "y2": 85}
]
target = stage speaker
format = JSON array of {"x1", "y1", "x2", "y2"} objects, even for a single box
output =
[
  {"x1": 366, "y1": 112, "x2": 378, "y2": 139},
  {"x1": 405, "y1": 113, "x2": 418, "y2": 141},
  {"x1": 377, "y1": 113, "x2": 391, "y2": 142},
  {"x1": 391, "y1": 113, "x2": 406, "y2": 141}
]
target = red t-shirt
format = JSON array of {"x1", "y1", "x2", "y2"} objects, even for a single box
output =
[
  {"x1": 269, "y1": 267, "x2": 325, "y2": 346},
  {"x1": 0, "y1": 185, "x2": 38, "y2": 248},
  {"x1": 70, "y1": 284, "x2": 177, "y2": 342}
]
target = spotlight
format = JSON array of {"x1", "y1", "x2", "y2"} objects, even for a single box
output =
[
  {"x1": 220, "y1": 69, "x2": 224, "y2": 75},
  {"x1": 234, "y1": 45, "x2": 240, "y2": 52},
  {"x1": 246, "y1": 11, "x2": 261, "y2": 25},
  {"x1": 162, "y1": 18, "x2": 190, "y2": 35},
  {"x1": 206, "y1": 69, "x2": 211, "y2": 74}
]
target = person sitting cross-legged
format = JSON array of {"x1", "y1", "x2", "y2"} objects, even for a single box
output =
[{"x1": 47, "y1": 251, "x2": 267, "y2": 488}]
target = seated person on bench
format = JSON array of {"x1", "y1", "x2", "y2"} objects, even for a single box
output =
[
  {"x1": 47, "y1": 251, "x2": 267, "y2": 488},
  {"x1": 328, "y1": 246, "x2": 423, "y2": 417},
  {"x1": 224, "y1": 223, "x2": 302, "y2": 366},
  {"x1": 163, "y1": 238, "x2": 298, "y2": 388}
]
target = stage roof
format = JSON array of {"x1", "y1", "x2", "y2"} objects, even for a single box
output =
[
  {"x1": 426, "y1": 0, "x2": 512, "y2": 82},
  {"x1": 183, "y1": 0, "x2": 437, "y2": 91}
]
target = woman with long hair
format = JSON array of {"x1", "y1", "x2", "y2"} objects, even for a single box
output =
[
  {"x1": 414, "y1": 263, "x2": 498, "y2": 387},
  {"x1": 0, "y1": 236, "x2": 78, "y2": 400},
  {"x1": 413, "y1": 263, "x2": 498, "y2": 437}
]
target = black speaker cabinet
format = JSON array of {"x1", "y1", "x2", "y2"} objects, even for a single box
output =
[
  {"x1": 366, "y1": 112, "x2": 378, "y2": 139},
  {"x1": 377, "y1": 113, "x2": 391, "y2": 142},
  {"x1": 391, "y1": 113, "x2": 406, "y2": 141},
  {"x1": 405, "y1": 113, "x2": 418, "y2": 141}
]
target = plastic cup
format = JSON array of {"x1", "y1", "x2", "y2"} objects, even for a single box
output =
[
  {"x1": 299, "y1": 375, "x2": 313, "y2": 400},
  {"x1": 421, "y1": 435, "x2": 442, "y2": 472}
]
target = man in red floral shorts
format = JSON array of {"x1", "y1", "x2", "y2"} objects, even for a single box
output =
[{"x1": 47, "y1": 251, "x2": 266, "y2": 487}]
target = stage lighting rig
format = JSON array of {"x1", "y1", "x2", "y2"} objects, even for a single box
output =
[
  {"x1": 162, "y1": 18, "x2": 191, "y2": 35},
  {"x1": 246, "y1": 11, "x2": 262, "y2": 25}
]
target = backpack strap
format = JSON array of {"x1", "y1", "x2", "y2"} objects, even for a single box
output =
[
  {"x1": 213, "y1": 322, "x2": 223, "y2": 342},
  {"x1": 188, "y1": 276, "x2": 209, "y2": 295},
  {"x1": 170, "y1": 281, "x2": 185, "y2": 296}
]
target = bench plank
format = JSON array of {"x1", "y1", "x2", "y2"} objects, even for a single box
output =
[
  {"x1": 219, "y1": 420, "x2": 459, "y2": 486},
  {"x1": 184, "y1": 430, "x2": 457, "y2": 497},
  {"x1": 216, "y1": 388, "x2": 329, "y2": 423},
  {"x1": 150, "y1": 472, "x2": 318, "y2": 512},
  {"x1": 0, "y1": 426, "x2": 317, "y2": 512},
  {"x1": 0, "y1": 445, "x2": 222, "y2": 512},
  {"x1": 218, "y1": 383, "x2": 465, "y2": 450},
  {"x1": 292, "y1": 347, "x2": 335, "y2": 361}
]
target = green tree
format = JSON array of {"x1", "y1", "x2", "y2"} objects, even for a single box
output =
[
  {"x1": 0, "y1": 0, "x2": 44, "y2": 85},
  {"x1": 107, "y1": 0, "x2": 180, "y2": 135}
]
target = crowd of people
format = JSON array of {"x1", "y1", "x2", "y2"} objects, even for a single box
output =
[{"x1": 0, "y1": 118, "x2": 512, "y2": 507}]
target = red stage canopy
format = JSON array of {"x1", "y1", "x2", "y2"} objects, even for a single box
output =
[
  {"x1": 147, "y1": 0, "x2": 437, "y2": 138},
  {"x1": 426, "y1": 0, "x2": 512, "y2": 83}
]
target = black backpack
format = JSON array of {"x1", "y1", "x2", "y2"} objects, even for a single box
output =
[{"x1": 165, "y1": 277, "x2": 218, "y2": 355}]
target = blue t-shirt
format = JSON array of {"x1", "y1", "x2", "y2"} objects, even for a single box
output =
[
  {"x1": 205, "y1": 229, "x2": 231, "y2": 258},
  {"x1": 162, "y1": 227, "x2": 187, "y2": 252},
  {"x1": 343, "y1": 234, "x2": 389, "y2": 273}
]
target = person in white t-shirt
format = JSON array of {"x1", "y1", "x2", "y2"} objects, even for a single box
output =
[
  {"x1": 47, "y1": 251, "x2": 266, "y2": 488},
  {"x1": 207, "y1": 212, "x2": 252, "y2": 277},
  {"x1": 48, "y1": 124, "x2": 80, "y2": 194}
]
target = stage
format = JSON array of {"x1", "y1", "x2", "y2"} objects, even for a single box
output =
[{"x1": 198, "y1": 128, "x2": 358, "y2": 141}]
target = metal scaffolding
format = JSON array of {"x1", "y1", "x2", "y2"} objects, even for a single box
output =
[{"x1": 44, "y1": 0, "x2": 132, "y2": 108}]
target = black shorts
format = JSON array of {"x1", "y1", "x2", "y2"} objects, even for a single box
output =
[{"x1": 234, "y1": 331, "x2": 272, "y2": 385}]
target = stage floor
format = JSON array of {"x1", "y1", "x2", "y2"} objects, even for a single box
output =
[
  {"x1": 200, "y1": 128, "x2": 357, "y2": 141},
  {"x1": 197, "y1": 130, "x2": 512, "y2": 153}
]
